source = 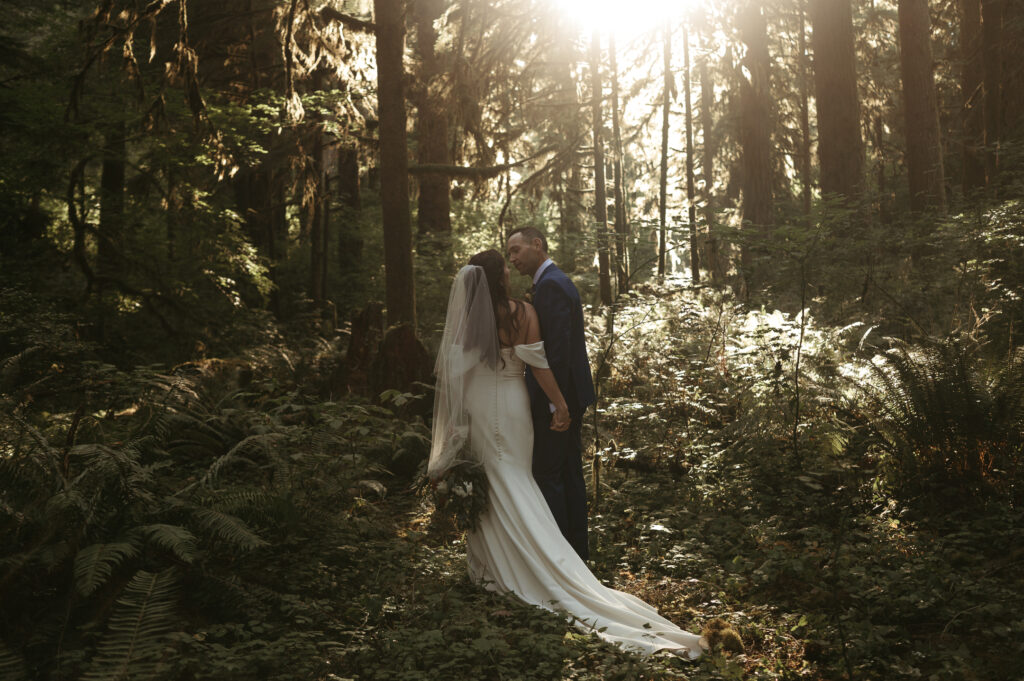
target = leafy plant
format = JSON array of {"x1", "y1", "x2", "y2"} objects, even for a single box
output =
[{"x1": 860, "y1": 336, "x2": 1024, "y2": 506}]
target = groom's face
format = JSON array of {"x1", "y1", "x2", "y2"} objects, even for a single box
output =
[{"x1": 506, "y1": 233, "x2": 544, "y2": 277}]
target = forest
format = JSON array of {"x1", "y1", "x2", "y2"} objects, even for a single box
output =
[{"x1": 1, "y1": 0, "x2": 1023, "y2": 678}]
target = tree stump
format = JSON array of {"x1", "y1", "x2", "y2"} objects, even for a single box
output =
[
  {"x1": 370, "y1": 323, "x2": 433, "y2": 411},
  {"x1": 336, "y1": 301, "x2": 385, "y2": 395}
]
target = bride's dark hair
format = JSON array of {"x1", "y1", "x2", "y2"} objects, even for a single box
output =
[{"x1": 469, "y1": 249, "x2": 522, "y2": 347}]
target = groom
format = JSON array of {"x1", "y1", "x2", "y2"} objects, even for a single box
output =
[{"x1": 507, "y1": 227, "x2": 596, "y2": 561}]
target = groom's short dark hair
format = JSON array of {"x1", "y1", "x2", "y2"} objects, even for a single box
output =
[{"x1": 507, "y1": 226, "x2": 547, "y2": 252}]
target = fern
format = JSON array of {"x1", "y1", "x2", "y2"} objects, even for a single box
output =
[
  {"x1": 0, "y1": 640, "x2": 28, "y2": 681},
  {"x1": 861, "y1": 337, "x2": 1024, "y2": 501},
  {"x1": 193, "y1": 507, "x2": 269, "y2": 551},
  {"x1": 201, "y1": 433, "x2": 284, "y2": 485},
  {"x1": 134, "y1": 524, "x2": 198, "y2": 564},
  {"x1": 82, "y1": 568, "x2": 181, "y2": 681},
  {"x1": 74, "y1": 542, "x2": 140, "y2": 596}
]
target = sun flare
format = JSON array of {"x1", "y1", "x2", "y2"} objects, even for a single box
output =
[{"x1": 549, "y1": 0, "x2": 697, "y2": 40}]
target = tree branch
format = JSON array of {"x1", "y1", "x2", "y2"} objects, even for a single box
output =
[
  {"x1": 407, "y1": 163, "x2": 516, "y2": 179},
  {"x1": 319, "y1": 7, "x2": 375, "y2": 33},
  {"x1": 408, "y1": 145, "x2": 557, "y2": 179}
]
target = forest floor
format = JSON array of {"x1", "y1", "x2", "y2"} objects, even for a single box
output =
[
  {"x1": 5, "y1": 284, "x2": 1023, "y2": 681},
  {"x1": 326, "y1": 287, "x2": 1024, "y2": 681}
]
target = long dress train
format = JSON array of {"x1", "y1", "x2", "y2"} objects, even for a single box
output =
[{"x1": 463, "y1": 343, "x2": 705, "y2": 658}]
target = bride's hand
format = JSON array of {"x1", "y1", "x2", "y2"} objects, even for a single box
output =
[{"x1": 551, "y1": 405, "x2": 571, "y2": 432}]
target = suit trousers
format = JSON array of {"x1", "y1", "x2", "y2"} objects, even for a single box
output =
[{"x1": 531, "y1": 406, "x2": 589, "y2": 561}]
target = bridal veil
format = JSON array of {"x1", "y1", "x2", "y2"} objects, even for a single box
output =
[{"x1": 428, "y1": 265, "x2": 500, "y2": 480}]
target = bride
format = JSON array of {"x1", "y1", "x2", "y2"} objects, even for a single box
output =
[{"x1": 428, "y1": 250, "x2": 706, "y2": 659}]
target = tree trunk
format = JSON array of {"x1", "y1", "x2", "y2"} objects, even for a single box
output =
[
  {"x1": 683, "y1": 26, "x2": 699, "y2": 284},
  {"x1": 698, "y1": 21, "x2": 722, "y2": 284},
  {"x1": 959, "y1": 0, "x2": 986, "y2": 193},
  {"x1": 309, "y1": 72, "x2": 329, "y2": 308},
  {"x1": 981, "y1": 0, "x2": 1003, "y2": 188},
  {"x1": 739, "y1": 0, "x2": 773, "y2": 288},
  {"x1": 797, "y1": 0, "x2": 813, "y2": 214},
  {"x1": 338, "y1": 146, "x2": 362, "y2": 212},
  {"x1": 1002, "y1": 0, "x2": 1023, "y2": 141},
  {"x1": 609, "y1": 34, "x2": 629, "y2": 294},
  {"x1": 659, "y1": 18, "x2": 671, "y2": 277},
  {"x1": 374, "y1": 0, "x2": 416, "y2": 327},
  {"x1": 98, "y1": 119, "x2": 126, "y2": 282},
  {"x1": 412, "y1": 0, "x2": 451, "y2": 245},
  {"x1": 590, "y1": 29, "x2": 613, "y2": 306},
  {"x1": 809, "y1": 0, "x2": 864, "y2": 200},
  {"x1": 875, "y1": 114, "x2": 893, "y2": 223},
  {"x1": 337, "y1": 148, "x2": 365, "y2": 277},
  {"x1": 556, "y1": 32, "x2": 583, "y2": 272},
  {"x1": 898, "y1": 0, "x2": 947, "y2": 213}
]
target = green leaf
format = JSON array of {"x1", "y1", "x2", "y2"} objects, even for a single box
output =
[
  {"x1": 135, "y1": 524, "x2": 198, "y2": 564},
  {"x1": 0, "y1": 641, "x2": 28, "y2": 681},
  {"x1": 74, "y1": 542, "x2": 139, "y2": 596},
  {"x1": 82, "y1": 568, "x2": 181, "y2": 681},
  {"x1": 193, "y1": 508, "x2": 268, "y2": 551}
]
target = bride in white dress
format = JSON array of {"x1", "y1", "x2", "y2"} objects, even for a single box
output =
[{"x1": 429, "y1": 254, "x2": 705, "y2": 659}]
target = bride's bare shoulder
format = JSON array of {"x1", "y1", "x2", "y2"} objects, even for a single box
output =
[{"x1": 509, "y1": 298, "x2": 537, "y2": 320}]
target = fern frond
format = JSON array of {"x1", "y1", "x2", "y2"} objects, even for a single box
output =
[
  {"x1": 74, "y1": 542, "x2": 139, "y2": 596},
  {"x1": 193, "y1": 508, "x2": 268, "y2": 551},
  {"x1": 268, "y1": 449, "x2": 292, "y2": 492},
  {"x1": 860, "y1": 336, "x2": 1019, "y2": 500},
  {"x1": 209, "y1": 488, "x2": 270, "y2": 514},
  {"x1": 82, "y1": 568, "x2": 181, "y2": 681},
  {"x1": 201, "y1": 433, "x2": 284, "y2": 485},
  {"x1": 134, "y1": 524, "x2": 198, "y2": 564},
  {"x1": 0, "y1": 640, "x2": 28, "y2": 681}
]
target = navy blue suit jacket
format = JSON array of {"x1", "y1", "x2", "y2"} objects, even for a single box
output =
[{"x1": 525, "y1": 264, "x2": 596, "y2": 415}]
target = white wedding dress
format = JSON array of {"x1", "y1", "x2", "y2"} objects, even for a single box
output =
[{"x1": 461, "y1": 342, "x2": 705, "y2": 658}]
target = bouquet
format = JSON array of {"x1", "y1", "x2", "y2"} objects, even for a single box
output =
[
  {"x1": 422, "y1": 421, "x2": 489, "y2": 536},
  {"x1": 427, "y1": 458, "x2": 490, "y2": 534}
]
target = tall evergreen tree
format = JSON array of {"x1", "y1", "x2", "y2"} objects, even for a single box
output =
[
  {"x1": 810, "y1": 0, "x2": 864, "y2": 200},
  {"x1": 659, "y1": 18, "x2": 672, "y2": 277},
  {"x1": 898, "y1": 0, "x2": 947, "y2": 212},
  {"x1": 738, "y1": 0, "x2": 773, "y2": 288},
  {"x1": 590, "y1": 30, "x2": 613, "y2": 306},
  {"x1": 374, "y1": 0, "x2": 416, "y2": 326},
  {"x1": 959, "y1": 0, "x2": 986, "y2": 192},
  {"x1": 683, "y1": 25, "x2": 699, "y2": 284},
  {"x1": 412, "y1": 0, "x2": 452, "y2": 243}
]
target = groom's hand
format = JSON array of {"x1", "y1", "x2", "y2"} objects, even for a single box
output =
[{"x1": 550, "y1": 406, "x2": 571, "y2": 432}]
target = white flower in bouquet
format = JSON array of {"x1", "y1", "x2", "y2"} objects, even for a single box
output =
[{"x1": 436, "y1": 479, "x2": 450, "y2": 495}]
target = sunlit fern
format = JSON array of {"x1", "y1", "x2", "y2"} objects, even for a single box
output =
[{"x1": 861, "y1": 337, "x2": 1024, "y2": 502}]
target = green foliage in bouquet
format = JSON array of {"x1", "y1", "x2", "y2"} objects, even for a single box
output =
[{"x1": 423, "y1": 458, "x2": 490, "y2": 535}]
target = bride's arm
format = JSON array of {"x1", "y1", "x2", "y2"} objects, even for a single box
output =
[{"x1": 520, "y1": 303, "x2": 571, "y2": 431}]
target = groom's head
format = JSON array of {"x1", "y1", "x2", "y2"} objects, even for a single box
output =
[{"x1": 506, "y1": 227, "x2": 548, "y2": 277}]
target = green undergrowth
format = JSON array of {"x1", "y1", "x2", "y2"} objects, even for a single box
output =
[{"x1": 3, "y1": 284, "x2": 1023, "y2": 680}]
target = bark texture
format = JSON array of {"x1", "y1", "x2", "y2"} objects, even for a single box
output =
[
  {"x1": 659, "y1": 19, "x2": 671, "y2": 276},
  {"x1": 739, "y1": 2, "x2": 774, "y2": 234},
  {"x1": 683, "y1": 27, "x2": 700, "y2": 284},
  {"x1": 413, "y1": 0, "x2": 451, "y2": 240},
  {"x1": 959, "y1": 0, "x2": 986, "y2": 192},
  {"x1": 898, "y1": 0, "x2": 947, "y2": 212},
  {"x1": 590, "y1": 30, "x2": 613, "y2": 306},
  {"x1": 810, "y1": 0, "x2": 864, "y2": 200},
  {"x1": 374, "y1": 0, "x2": 416, "y2": 326}
]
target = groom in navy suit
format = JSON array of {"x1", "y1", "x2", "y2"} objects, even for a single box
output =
[{"x1": 507, "y1": 227, "x2": 596, "y2": 561}]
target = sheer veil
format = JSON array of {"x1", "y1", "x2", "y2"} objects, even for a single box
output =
[{"x1": 428, "y1": 265, "x2": 500, "y2": 480}]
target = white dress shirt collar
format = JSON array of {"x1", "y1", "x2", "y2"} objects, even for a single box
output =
[{"x1": 533, "y1": 258, "x2": 554, "y2": 286}]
